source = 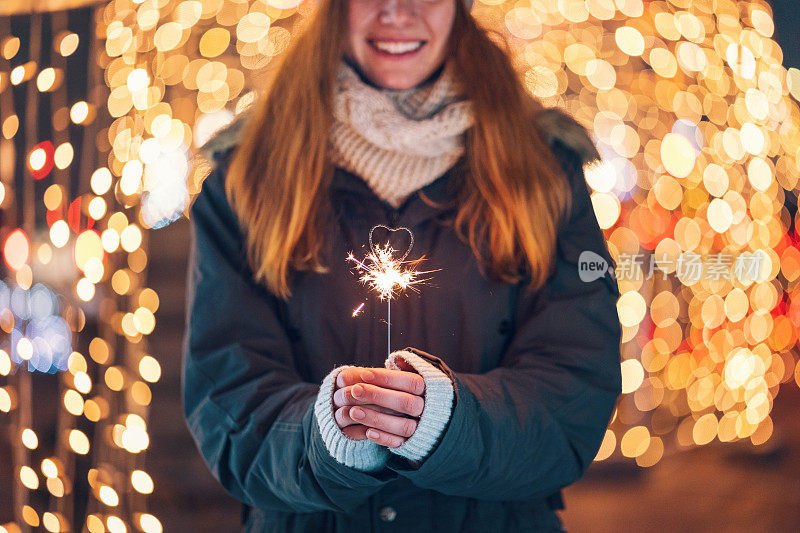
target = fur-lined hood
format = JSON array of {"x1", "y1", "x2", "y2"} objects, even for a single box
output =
[{"x1": 196, "y1": 105, "x2": 601, "y2": 169}]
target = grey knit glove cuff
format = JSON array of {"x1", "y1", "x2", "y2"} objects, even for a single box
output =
[
  {"x1": 385, "y1": 350, "x2": 455, "y2": 462},
  {"x1": 313, "y1": 365, "x2": 390, "y2": 472}
]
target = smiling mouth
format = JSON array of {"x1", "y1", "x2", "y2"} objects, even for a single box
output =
[{"x1": 367, "y1": 40, "x2": 427, "y2": 56}]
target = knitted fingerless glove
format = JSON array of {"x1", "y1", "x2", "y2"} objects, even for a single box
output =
[
  {"x1": 313, "y1": 365, "x2": 390, "y2": 472},
  {"x1": 384, "y1": 350, "x2": 455, "y2": 463}
]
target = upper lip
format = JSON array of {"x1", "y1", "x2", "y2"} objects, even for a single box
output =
[{"x1": 368, "y1": 38, "x2": 427, "y2": 42}]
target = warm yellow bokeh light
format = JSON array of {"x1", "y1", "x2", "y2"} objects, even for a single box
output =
[
  {"x1": 42, "y1": 512, "x2": 62, "y2": 533},
  {"x1": 20, "y1": 465, "x2": 39, "y2": 490},
  {"x1": 131, "y1": 470, "x2": 154, "y2": 494},
  {"x1": 68, "y1": 429, "x2": 90, "y2": 455},
  {"x1": 4, "y1": 228, "x2": 30, "y2": 270},
  {"x1": 707, "y1": 198, "x2": 733, "y2": 233},
  {"x1": 0, "y1": 350, "x2": 10, "y2": 376},
  {"x1": 74, "y1": 230, "x2": 104, "y2": 272},
  {"x1": 615, "y1": 26, "x2": 645, "y2": 56},
  {"x1": 68, "y1": 352, "x2": 87, "y2": 374},
  {"x1": 237, "y1": 12, "x2": 271, "y2": 43},
  {"x1": 139, "y1": 513, "x2": 163, "y2": 533},
  {"x1": 661, "y1": 133, "x2": 696, "y2": 178},
  {"x1": 41, "y1": 458, "x2": 59, "y2": 479},
  {"x1": 22, "y1": 504, "x2": 40, "y2": 527},
  {"x1": 29, "y1": 147, "x2": 47, "y2": 171},
  {"x1": 200, "y1": 27, "x2": 231, "y2": 58},
  {"x1": 121, "y1": 224, "x2": 143, "y2": 252},
  {"x1": 155, "y1": 22, "x2": 184, "y2": 51},
  {"x1": 91, "y1": 167, "x2": 113, "y2": 195},
  {"x1": 21, "y1": 428, "x2": 38, "y2": 450},
  {"x1": 120, "y1": 160, "x2": 143, "y2": 196},
  {"x1": 621, "y1": 359, "x2": 645, "y2": 394},
  {"x1": 17, "y1": 338, "x2": 33, "y2": 361},
  {"x1": 76, "y1": 277, "x2": 96, "y2": 302},
  {"x1": 139, "y1": 355, "x2": 161, "y2": 383},
  {"x1": 2, "y1": 36, "x2": 21, "y2": 59},
  {"x1": 63, "y1": 389, "x2": 84, "y2": 416},
  {"x1": 37, "y1": 68, "x2": 57, "y2": 91},
  {"x1": 127, "y1": 68, "x2": 150, "y2": 92},
  {"x1": 99, "y1": 485, "x2": 120, "y2": 507},
  {"x1": 59, "y1": 33, "x2": 79, "y2": 56},
  {"x1": 102, "y1": 228, "x2": 121, "y2": 253},
  {"x1": 49, "y1": 220, "x2": 70, "y2": 248},
  {"x1": 617, "y1": 290, "x2": 647, "y2": 328},
  {"x1": 71, "y1": 101, "x2": 90, "y2": 123},
  {"x1": 107, "y1": 515, "x2": 126, "y2": 533},
  {"x1": 620, "y1": 426, "x2": 651, "y2": 458},
  {"x1": 105, "y1": 366, "x2": 125, "y2": 391},
  {"x1": 74, "y1": 371, "x2": 92, "y2": 394},
  {"x1": 88, "y1": 196, "x2": 107, "y2": 220},
  {"x1": 54, "y1": 142, "x2": 74, "y2": 169}
]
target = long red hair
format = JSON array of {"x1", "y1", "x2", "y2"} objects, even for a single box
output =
[{"x1": 224, "y1": 0, "x2": 572, "y2": 298}]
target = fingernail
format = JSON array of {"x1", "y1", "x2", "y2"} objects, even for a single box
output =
[
  {"x1": 351, "y1": 407, "x2": 364, "y2": 419},
  {"x1": 351, "y1": 384, "x2": 362, "y2": 398},
  {"x1": 360, "y1": 370, "x2": 374, "y2": 382},
  {"x1": 367, "y1": 429, "x2": 379, "y2": 439}
]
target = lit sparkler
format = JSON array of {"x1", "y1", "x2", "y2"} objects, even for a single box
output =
[{"x1": 347, "y1": 226, "x2": 436, "y2": 356}]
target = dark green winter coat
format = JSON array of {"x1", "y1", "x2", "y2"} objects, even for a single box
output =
[{"x1": 182, "y1": 109, "x2": 622, "y2": 532}]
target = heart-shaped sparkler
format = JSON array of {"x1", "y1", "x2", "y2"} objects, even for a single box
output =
[
  {"x1": 348, "y1": 225, "x2": 435, "y2": 357},
  {"x1": 368, "y1": 225, "x2": 414, "y2": 261}
]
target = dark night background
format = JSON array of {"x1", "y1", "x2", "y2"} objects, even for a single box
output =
[{"x1": 772, "y1": 0, "x2": 800, "y2": 69}]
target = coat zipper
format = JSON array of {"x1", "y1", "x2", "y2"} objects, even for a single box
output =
[{"x1": 388, "y1": 209, "x2": 400, "y2": 227}]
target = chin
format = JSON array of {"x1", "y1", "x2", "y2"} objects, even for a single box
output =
[
  {"x1": 368, "y1": 69, "x2": 432, "y2": 90},
  {"x1": 375, "y1": 78, "x2": 420, "y2": 90}
]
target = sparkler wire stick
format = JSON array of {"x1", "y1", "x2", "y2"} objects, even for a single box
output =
[
  {"x1": 368, "y1": 225, "x2": 413, "y2": 358},
  {"x1": 347, "y1": 225, "x2": 435, "y2": 358},
  {"x1": 388, "y1": 298, "x2": 390, "y2": 357}
]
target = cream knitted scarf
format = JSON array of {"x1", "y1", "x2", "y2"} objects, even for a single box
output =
[{"x1": 328, "y1": 59, "x2": 474, "y2": 208}]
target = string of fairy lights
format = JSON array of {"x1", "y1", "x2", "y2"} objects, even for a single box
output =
[{"x1": 1, "y1": 0, "x2": 800, "y2": 530}]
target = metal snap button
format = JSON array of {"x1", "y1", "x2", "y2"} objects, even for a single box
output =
[{"x1": 379, "y1": 506, "x2": 397, "y2": 522}]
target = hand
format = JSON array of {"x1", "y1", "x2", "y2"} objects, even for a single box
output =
[{"x1": 333, "y1": 363, "x2": 425, "y2": 448}]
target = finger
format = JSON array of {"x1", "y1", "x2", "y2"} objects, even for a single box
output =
[
  {"x1": 336, "y1": 366, "x2": 425, "y2": 396},
  {"x1": 348, "y1": 405, "x2": 418, "y2": 437},
  {"x1": 341, "y1": 424, "x2": 368, "y2": 440},
  {"x1": 335, "y1": 383, "x2": 425, "y2": 417},
  {"x1": 371, "y1": 367, "x2": 426, "y2": 396},
  {"x1": 355, "y1": 403, "x2": 409, "y2": 417},
  {"x1": 332, "y1": 390, "x2": 404, "y2": 420},
  {"x1": 365, "y1": 427, "x2": 407, "y2": 448},
  {"x1": 335, "y1": 405, "x2": 359, "y2": 429},
  {"x1": 377, "y1": 405, "x2": 411, "y2": 417}
]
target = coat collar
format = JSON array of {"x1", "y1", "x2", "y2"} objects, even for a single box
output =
[
  {"x1": 328, "y1": 155, "x2": 468, "y2": 228},
  {"x1": 198, "y1": 106, "x2": 601, "y2": 169},
  {"x1": 197, "y1": 106, "x2": 602, "y2": 227}
]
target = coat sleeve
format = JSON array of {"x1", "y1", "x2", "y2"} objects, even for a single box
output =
[
  {"x1": 182, "y1": 151, "x2": 396, "y2": 513},
  {"x1": 384, "y1": 141, "x2": 623, "y2": 500}
]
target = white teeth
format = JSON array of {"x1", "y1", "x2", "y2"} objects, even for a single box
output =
[{"x1": 371, "y1": 41, "x2": 424, "y2": 54}]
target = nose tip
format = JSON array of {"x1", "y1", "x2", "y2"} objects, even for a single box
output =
[{"x1": 379, "y1": 0, "x2": 416, "y2": 21}]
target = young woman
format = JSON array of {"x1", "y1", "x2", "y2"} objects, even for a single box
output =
[{"x1": 183, "y1": 0, "x2": 622, "y2": 530}]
